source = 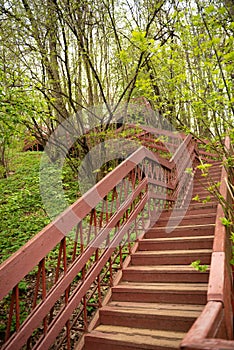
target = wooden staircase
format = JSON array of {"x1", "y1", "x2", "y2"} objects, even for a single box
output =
[
  {"x1": 1, "y1": 132, "x2": 232, "y2": 349},
  {"x1": 81, "y1": 163, "x2": 222, "y2": 349}
]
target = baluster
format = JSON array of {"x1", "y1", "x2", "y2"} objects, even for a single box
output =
[
  {"x1": 5, "y1": 285, "x2": 20, "y2": 341},
  {"x1": 35, "y1": 259, "x2": 47, "y2": 316},
  {"x1": 126, "y1": 173, "x2": 131, "y2": 196},
  {"x1": 83, "y1": 295, "x2": 87, "y2": 332},
  {"x1": 82, "y1": 263, "x2": 87, "y2": 332},
  {"x1": 110, "y1": 187, "x2": 117, "y2": 218},
  {"x1": 97, "y1": 271, "x2": 102, "y2": 308},
  {"x1": 80, "y1": 221, "x2": 84, "y2": 254},
  {"x1": 128, "y1": 227, "x2": 132, "y2": 254},
  {"x1": 72, "y1": 223, "x2": 80, "y2": 262},
  {"x1": 54, "y1": 241, "x2": 64, "y2": 283},
  {"x1": 99, "y1": 200, "x2": 105, "y2": 229},
  {"x1": 115, "y1": 186, "x2": 120, "y2": 211},
  {"x1": 88, "y1": 210, "x2": 94, "y2": 243},
  {"x1": 101, "y1": 195, "x2": 108, "y2": 225},
  {"x1": 93, "y1": 209, "x2": 97, "y2": 237},
  {"x1": 26, "y1": 259, "x2": 47, "y2": 347},
  {"x1": 49, "y1": 239, "x2": 66, "y2": 323},
  {"x1": 119, "y1": 244, "x2": 123, "y2": 269},
  {"x1": 118, "y1": 178, "x2": 124, "y2": 205},
  {"x1": 41, "y1": 259, "x2": 47, "y2": 333}
]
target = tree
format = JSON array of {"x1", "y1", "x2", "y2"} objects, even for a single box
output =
[{"x1": 0, "y1": 0, "x2": 233, "y2": 159}]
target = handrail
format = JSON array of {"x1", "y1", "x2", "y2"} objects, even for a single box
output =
[
  {"x1": 0, "y1": 131, "x2": 196, "y2": 349},
  {"x1": 180, "y1": 136, "x2": 233, "y2": 349},
  {"x1": 0, "y1": 146, "x2": 145, "y2": 299},
  {"x1": 0, "y1": 145, "x2": 174, "y2": 300}
]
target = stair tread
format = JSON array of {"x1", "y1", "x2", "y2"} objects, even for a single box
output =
[
  {"x1": 115, "y1": 282, "x2": 208, "y2": 291},
  {"x1": 158, "y1": 213, "x2": 216, "y2": 220},
  {"x1": 108, "y1": 301, "x2": 204, "y2": 312},
  {"x1": 103, "y1": 301, "x2": 203, "y2": 317},
  {"x1": 159, "y1": 203, "x2": 217, "y2": 214},
  {"x1": 140, "y1": 235, "x2": 214, "y2": 242},
  {"x1": 134, "y1": 249, "x2": 212, "y2": 255},
  {"x1": 89, "y1": 325, "x2": 186, "y2": 348},
  {"x1": 125, "y1": 265, "x2": 210, "y2": 271},
  {"x1": 151, "y1": 224, "x2": 215, "y2": 230}
]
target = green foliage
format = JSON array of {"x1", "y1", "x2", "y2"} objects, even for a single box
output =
[
  {"x1": 230, "y1": 233, "x2": 234, "y2": 266},
  {"x1": 197, "y1": 164, "x2": 213, "y2": 175},
  {"x1": 202, "y1": 195, "x2": 211, "y2": 204},
  {"x1": 190, "y1": 260, "x2": 208, "y2": 272},
  {"x1": 220, "y1": 217, "x2": 232, "y2": 227},
  {"x1": 0, "y1": 151, "x2": 80, "y2": 263},
  {"x1": 0, "y1": 152, "x2": 49, "y2": 263},
  {"x1": 185, "y1": 167, "x2": 193, "y2": 174},
  {"x1": 207, "y1": 182, "x2": 221, "y2": 192},
  {"x1": 0, "y1": 63, "x2": 46, "y2": 178},
  {"x1": 192, "y1": 194, "x2": 200, "y2": 202}
]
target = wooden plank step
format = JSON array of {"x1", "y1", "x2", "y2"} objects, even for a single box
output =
[
  {"x1": 145, "y1": 224, "x2": 215, "y2": 238},
  {"x1": 193, "y1": 181, "x2": 220, "y2": 188},
  {"x1": 156, "y1": 213, "x2": 216, "y2": 226},
  {"x1": 192, "y1": 188, "x2": 217, "y2": 194},
  {"x1": 193, "y1": 183, "x2": 220, "y2": 189},
  {"x1": 131, "y1": 249, "x2": 212, "y2": 265},
  {"x1": 99, "y1": 301, "x2": 203, "y2": 332},
  {"x1": 84, "y1": 325, "x2": 185, "y2": 350},
  {"x1": 194, "y1": 174, "x2": 221, "y2": 180},
  {"x1": 195, "y1": 168, "x2": 221, "y2": 174},
  {"x1": 191, "y1": 197, "x2": 216, "y2": 203},
  {"x1": 191, "y1": 192, "x2": 216, "y2": 197},
  {"x1": 138, "y1": 236, "x2": 214, "y2": 251},
  {"x1": 122, "y1": 265, "x2": 209, "y2": 283},
  {"x1": 192, "y1": 183, "x2": 220, "y2": 191},
  {"x1": 158, "y1": 204, "x2": 217, "y2": 219},
  {"x1": 111, "y1": 282, "x2": 208, "y2": 304},
  {"x1": 194, "y1": 165, "x2": 222, "y2": 178}
]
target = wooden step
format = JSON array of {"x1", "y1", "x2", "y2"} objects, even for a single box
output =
[
  {"x1": 195, "y1": 168, "x2": 221, "y2": 175},
  {"x1": 195, "y1": 168, "x2": 221, "y2": 174},
  {"x1": 122, "y1": 265, "x2": 209, "y2": 283},
  {"x1": 191, "y1": 192, "x2": 216, "y2": 199},
  {"x1": 193, "y1": 170, "x2": 221, "y2": 179},
  {"x1": 111, "y1": 282, "x2": 207, "y2": 304},
  {"x1": 192, "y1": 187, "x2": 218, "y2": 196},
  {"x1": 158, "y1": 204, "x2": 217, "y2": 219},
  {"x1": 99, "y1": 301, "x2": 203, "y2": 332},
  {"x1": 145, "y1": 224, "x2": 215, "y2": 238},
  {"x1": 192, "y1": 181, "x2": 220, "y2": 188},
  {"x1": 191, "y1": 196, "x2": 216, "y2": 203},
  {"x1": 193, "y1": 182, "x2": 220, "y2": 189},
  {"x1": 84, "y1": 325, "x2": 186, "y2": 350},
  {"x1": 131, "y1": 249, "x2": 212, "y2": 265},
  {"x1": 138, "y1": 236, "x2": 214, "y2": 251},
  {"x1": 192, "y1": 182, "x2": 220, "y2": 191},
  {"x1": 156, "y1": 213, "x2": 216, "y2": 227}
]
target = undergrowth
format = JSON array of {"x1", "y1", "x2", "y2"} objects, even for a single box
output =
[{"x1": 0, "y1": 151, "x2": 80, "y2": 263}]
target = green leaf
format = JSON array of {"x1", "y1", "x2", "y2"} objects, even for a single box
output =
[
  {"x1": 220, "y1": 217, "x2": 232, "y2": 227},
  {"x1": 93, "y1": 168, "x2": 101, "y2": 173},
  {"x1": 192, "y1": 194, "x2": 200, "y2": 202},
  {"x1": 205, "y1": 5, "x2": 215, "y2": 14},
  {"x1": 191, "y1": 260, "x2": 208, "y2": 272},
  {"x1": 185, "y1": 167, "x2": 193, "y2": 174}
]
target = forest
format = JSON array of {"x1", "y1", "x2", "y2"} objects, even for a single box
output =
[{"x1": 0, "y1": 0, "x2": 234, "y2": 260}]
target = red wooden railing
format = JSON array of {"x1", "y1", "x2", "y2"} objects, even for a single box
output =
[
  {"x1": 0, "y1": 132, "x2": 196, "y2": 350},
  {"x1": 180, "y1": 136, "x2": 234, "y2": 349},
  {"x1": 125, "y1": 124, "x2": 184, "y2": 156}
]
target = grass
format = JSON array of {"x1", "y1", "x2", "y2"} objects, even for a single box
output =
[{"x1": 0, "y1": 151, "x2": 80, "y2": 263}]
